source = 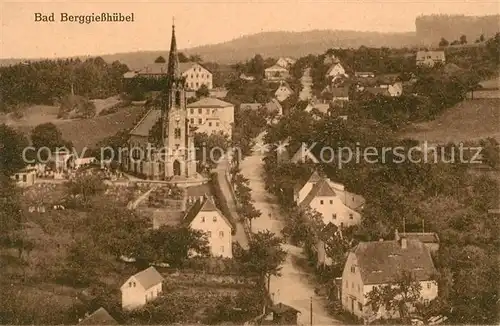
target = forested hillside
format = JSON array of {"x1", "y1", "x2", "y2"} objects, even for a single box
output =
[{"x1": 416, "y1": 14, "x2": 500, "y2": 46}]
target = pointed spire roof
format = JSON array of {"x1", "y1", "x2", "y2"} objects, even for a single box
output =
[{"x1": 167, "y1": 21, "x2": 180, "y2": 80}]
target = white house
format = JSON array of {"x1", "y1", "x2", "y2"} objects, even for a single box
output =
[
  {"x1": 355, "y1": 72, "x2": 375, "y2": 78},
  {"x1": 187, "y1": 97, "x2": 235, "y2": 137},
  {"x1": 120, "y1": 266, "x2": 164, "y2": 310},
  {"x1": 265, "y1": 65, "x2": 289, "y2": 81},
  {"x1": 296, "y1": 176, "x2": 362, "y2": 227},
  {"x1": 276, "y1": 57, "x2": 296, "y2": 69},
  {"x1": 326, "y1": 63, "x2": 347, "y2": 79},
  {"x1": 124, "y1": 62, "x2": 213, "y2": 90},
  {"x1": 341, "y1": 238, "x2": 438, "y2": 322},
  {"x1": 416, "y1": 51, "x2": 446, "y2": 67},
  {"x1": 78, "y1": 307, "x2": 118, "y2": 325},
  {"x1": 12, "y1": 168, "x2": 36, "y2": 187},
  {"x1": 275, "y1": 82, "x2": 293, "y2": 102},
  {"x1": 184, "y1": 195, "x2": 234, "y2": 258}
]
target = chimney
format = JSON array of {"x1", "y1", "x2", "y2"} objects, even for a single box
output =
[
  {"x1": 400, "y1": 237, "x2": 407, "y2": 249},
  {"x1": 395, "y1": 229, "x2": 400, "y2": 241}
]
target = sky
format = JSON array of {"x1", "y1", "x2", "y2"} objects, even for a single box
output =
[{"x1": 0, "y1": 0, "x2": 498, "y2": 59}]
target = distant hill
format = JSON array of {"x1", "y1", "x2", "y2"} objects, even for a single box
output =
[
  {"x1": 416, "y1": 14, "x2": 500, "y2": 46},
  {"x1": 0, "y1": 30, "x2": 416, "y2": 68}
]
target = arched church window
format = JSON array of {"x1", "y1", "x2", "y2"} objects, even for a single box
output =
[{"x1": 175, "y1": 90, "x2": 181, "y2": 106}]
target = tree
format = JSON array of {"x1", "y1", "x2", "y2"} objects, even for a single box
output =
[
  {"x1": 31, "y1": 122, "x2": 72, "y2": 160},
  {"x1": 438, "y1": 37, "x2": 449, "y2": 47},
  {"x1": 65, "y1": 172, "x2": 107, "y2": 205},
  {"x1": 238, "y1": 202, "x2": 261, "y2": 229},
  {"x1": 189, "y1": 54, "x2": 202, "y2": 63},
  {"x1": 178, "y1": 52, "x2": 189, "y2": 63},
  {"x1": 235, "y1": 230, "x2": 286, "y2": 293},
  {"x1": 0, "y1": 124, "x2": 29, "y2": 176},
  {"x1": 195, "y1": 84, "x2": 210, "y2": 98},
  {"x1": 154, "y1": 56, "x2": 166, "y2": 63},
  {"x1": 365, "y1": 270, "x2": 431, "y2": 323},
  {"x1": 459, "y1": 34, "x2": 467, "y2": 45},
  {"x1": 194, "y1": 132, "x2": 230, "y2": 171},
  {"x1": 146, "y1": 225, "x2": 210, "y2": 268}
]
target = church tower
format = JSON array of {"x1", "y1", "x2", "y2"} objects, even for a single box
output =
[{"x1": 163, "y1": 22, "x2": 197, "y2": 178}]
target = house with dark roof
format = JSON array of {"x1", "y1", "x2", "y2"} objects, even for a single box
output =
[
  {"x1": 123, "y1": 61, "x2": 213, "y2": 91},
  {"x1": 295, "y1": 172, "x2": 362, "y2": 227},
  {"x1": 79, "y1": 307, "x2": 118, "y2": 325},
  {"x1": 120, "y1": 266, "x2": 164, "y2": 310},
  {"x1": 341, "y1": 238, "x2": 438, "y2": 321},
  {"x1": 183, "y1": 195, "x2": 234, "y2": 258}
]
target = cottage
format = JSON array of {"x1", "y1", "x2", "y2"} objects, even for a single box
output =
[
  {"x1": 341, "y1": 238, "x2": 438, "y2": 321},
  {"x1": 78, "y1": 307, "x2": 118, "y2": 325},
  {"x1": 296, "y1": 175, "x2": 361, "y2": 227},
  {"x1": 265, "y1": 65, "x2": 289, "y2": 81},
  {"x1": 12, "y1": 168, "x2": 36, "y2": 187},
  {"x1": 183, "y1": 195, "x2": 234, "y2": 258},
  {"x1": 120, "y1": 266, "x2": 164, "y2": 310},
  {"x1": 326, "y1": 63, "x2": 347, "y2": 79},
  {"x1": 416, "y1": 50, "x2": 446, "y2": 67},
  {"x1": 275, "y1": 82, "x2": 293, "y2": 102},
  {"x1": 276, "y1": 57, "x2": 296, "y2": 69}
]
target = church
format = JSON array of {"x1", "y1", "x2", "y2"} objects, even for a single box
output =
[{"x1": 122, "y1": 24, "x2": 198, "y2": 180}]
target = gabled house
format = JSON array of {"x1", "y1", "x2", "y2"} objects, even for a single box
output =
[
  {"x1": 297, "y1": 178, "x2": 361, "y2": 227},
  {"x1": 276, "y1": 57, "x2": 296, "y2": 69},
  {"x1": 121, "y1": 266, "x2": 164, "y2": 310},
  {"x1": 183, "y1": 195, "x2": 234, "y2": 258},
  {"x1": 265, "y1": 65, "x2": 289, "y2": 81},
  {"x1": 341, "y1": 238, "x2": 438, "y2": 321},
  {"x1": 416, "y1": 50, "x2": 446, "y2": 67},
  {"x1": 79, "y1": 307, "x2": 118, "y2": 325},
  {"x1": 326, "y1": 63, "x2": 348, "y2": 79},
  {"x1": 387, "y1": 82, "x2": 403, "y2": 97},
  {"x1": 275, "y1": 82, "x2": 293, "y2": 102},
  {"x1": 12, "y1": 168, "x2": 36, "y2": 187},
  {"x1": 187, "y1": 97, "x2": 235, "y2": 137}
]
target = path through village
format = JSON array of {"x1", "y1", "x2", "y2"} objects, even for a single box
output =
[
  {"x1": 299, "y1": 67, "x2": 313, "y2": 101},
  {"x1": 237, "y1": 132, "x2": 342, "y2": 325}
]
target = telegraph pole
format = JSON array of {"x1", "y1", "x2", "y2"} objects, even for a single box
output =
[{"x1": 310, "y1": 297, "x2": 313, "y2": 326}]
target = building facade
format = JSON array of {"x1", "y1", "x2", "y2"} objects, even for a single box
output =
[
  {"x1": 186, "y1": 97, "x2": 234, "y2": 137},
  {"x1": 121, "y1": 267, "x2": 164, "y2": 310}
]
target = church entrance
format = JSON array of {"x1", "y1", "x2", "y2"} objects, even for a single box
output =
[{"x1": 173, "y1": 160, "x2": 181, "y2": 176}]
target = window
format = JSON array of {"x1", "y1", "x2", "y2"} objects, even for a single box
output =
[
  {"x1": 320, "y1": 200, "x2": 324, "y2": 205},
  {"x1": 329, "y1": 200, "x2": 333, "y2": 204},
  {"x1": 23, "y1": 175, "x2": 27, "y2": 182},
  {"x1": 219, "y1": 231, "x2": 224, "y2": 237},
  {"x1": 15, "y1": 174, "x2": 19, "y2": 180},
  {"x1": 213, "y1": 216, "x2": 217, "y2": 222},
  {"x1": 191, "y1": 74, "x2": 193, "y2": 78},
  {"x1": 332, "y1": 214, "x2": 337, "y2": 219},
  {"x1": 190, "y1": 109, "x2": 194, "y2": 114},
  {"x1": 133, "y1": 282, "x2": 136, "y2": 287},
  {"x1": 358, "y1": 302, "x2": 363, "y2": 311},
  {"x1": 349, "y1": 213, "x2": 353, "y2": 219},
  {"x1": 424, "y1": 299, "x2": 429, "y2": 306},
  {"x1": 212, "y1": 109, "x2": 216, "y2": 114},
  {"x1": 427, "y1": 282, "x2": 431, "y2": 289},
  {"x1": 129, "y1": 282, "x2": 132, "y2": 287},
  {"x1": 220, "y1": 246, "x2": 224, "y2": 253},
  {"x1": 196, "y1": 82, "x2": 199, "y2": 87},
  {"x1": 175, "y1": 90, "x2": 181, "y2": 106},
  {"x1": 174, "y1": 128, "x2": 181, "y2": 139},
  {"x1": 190, "y1": 82, "x2": 194, "y2": 88},
  {"x1": 207, "y1": 231, "x2": 212, "y2": 237},
  {"x1": 351, "y1": 266, "x2": 355, "y2": 273},
  {"x1": 198, "y1": 108, "x2": 202, "y2": 114},
  {"x1": 201, "y1": 216, "x2": 205, "y2": 222},
  {"x1": 190, "y1": 118, "x2": 194, "y2": 124},
  {"x1": 196, "y1": 74, "x2": 199, "y2": 78},
  {"x1": 198, "y1": 118, "x2": 202, "y2": 124},
  {"x1": 208, "y1": 122, "x2": 212, "y2": 127},
  {"x1": 206, "y1": 108, "x2": 210, "y2": 114},
  {"x1": 216, "y1": 122, "x2": 220, "y2": 127}
]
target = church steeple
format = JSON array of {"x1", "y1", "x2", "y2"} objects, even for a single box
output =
[{"x1": 167, "y1": 19, "x2": 180, "y2": 81}]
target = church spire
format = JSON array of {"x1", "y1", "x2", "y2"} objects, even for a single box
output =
[{"x1": 167, "y1": 18, "x2": 180, "y2": 81}]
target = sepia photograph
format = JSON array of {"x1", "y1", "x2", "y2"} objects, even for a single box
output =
[{"x1": 0, "y1": 0, "x2": 499, "y2": 325}]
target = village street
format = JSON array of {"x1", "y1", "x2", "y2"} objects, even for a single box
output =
[
  {"x1": 299, "y1": 67, "x2": 313, "y2": 101},
  {"x1": 237, "y1": 133, "x2": 342, "y2": 325}
]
